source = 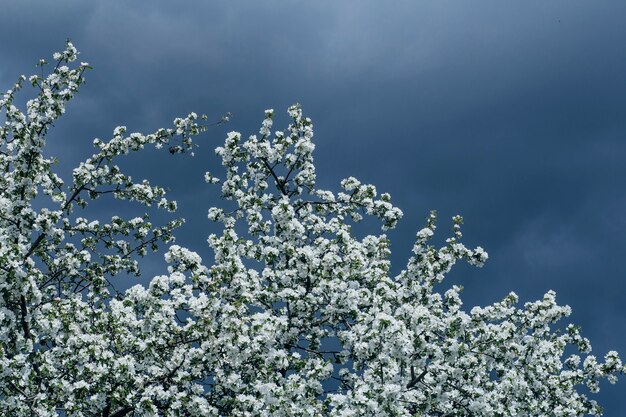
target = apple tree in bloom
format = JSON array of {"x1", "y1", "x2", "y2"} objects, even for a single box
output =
[{"x1": 0, "y1": 42, "x2": 624, "y2": 417}]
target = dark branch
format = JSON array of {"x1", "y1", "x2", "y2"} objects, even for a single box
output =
[{"x1": 407, "y1": 366, "x2": 428, "y2": 389}]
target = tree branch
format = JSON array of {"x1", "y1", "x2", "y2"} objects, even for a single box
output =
[
  {"x1": 406, "y1": 366, "x2": 428, "y2": 389},
  {"x1": 103, "y1": 404, "x2": 134, "y2": 417},
  {"x1": 260, "y1": 157, "x2": 287, "y2": 196}
]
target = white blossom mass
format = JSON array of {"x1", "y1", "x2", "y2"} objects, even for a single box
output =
[{"x1": 0, "y1": 43, "x2": 624, "y2": 416}]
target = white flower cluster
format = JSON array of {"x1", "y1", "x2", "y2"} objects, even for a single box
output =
[{"x1": 0, "y1": 43, "x2": 624, "y2": 416}]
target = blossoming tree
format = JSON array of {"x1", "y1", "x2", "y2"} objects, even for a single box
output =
[{"x1": 0, "y1": 42, "x2": 624, "y2": 417}]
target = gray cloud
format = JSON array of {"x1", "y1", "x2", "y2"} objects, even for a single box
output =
[{"x1": 2, "y1": 0, "x2": 626, "y2": 411}]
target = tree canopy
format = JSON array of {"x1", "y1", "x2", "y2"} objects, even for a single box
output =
[{"x1": 0, "y1": 42, "x2": 624, "y2": 417}]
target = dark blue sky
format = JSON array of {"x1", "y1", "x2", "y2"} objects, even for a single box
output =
[{"x1": 2, "y1": 0, "x2": 626, "y2": 413}]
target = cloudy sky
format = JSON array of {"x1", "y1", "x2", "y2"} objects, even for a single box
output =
[{"x1": 2, "y1": 0, "x2": 626, "y2": 412}]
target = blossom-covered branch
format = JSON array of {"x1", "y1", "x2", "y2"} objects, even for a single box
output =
[{"x1": 0, "y1": 43, "x2": 623, "y2": 417}]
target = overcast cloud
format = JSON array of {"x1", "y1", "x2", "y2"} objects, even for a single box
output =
[{"x1": 2, "y1": 0, "x2": 626, "y2": 412}]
